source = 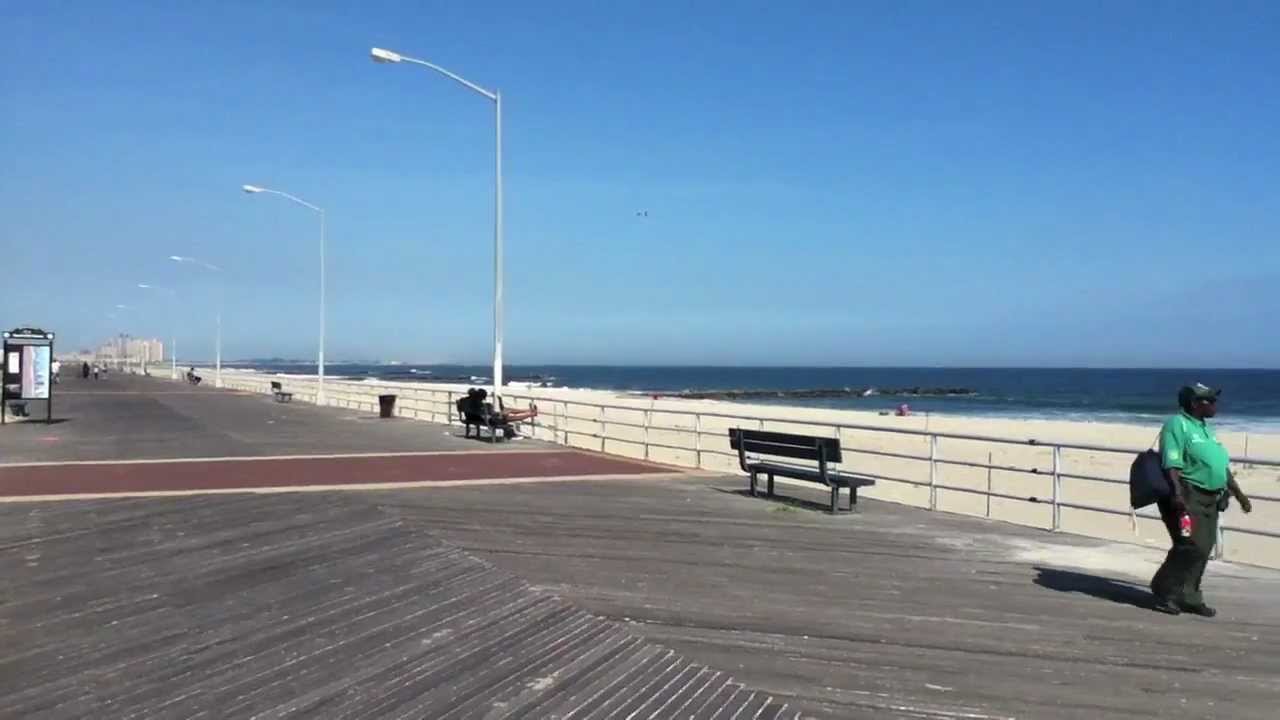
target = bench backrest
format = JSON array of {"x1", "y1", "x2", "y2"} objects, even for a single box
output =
[
  {"x1": 270, "y1": 381, "x2": 283, "y2": 392},
  {"x1": 457, "y1": 394, "x2": 486, "y2": 422},
  {"x1": 729, "y1": 428, "x2": 842, "y2": 463}
]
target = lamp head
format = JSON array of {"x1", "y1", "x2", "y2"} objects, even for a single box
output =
[{"x1": 371, "y1": 47, "x2": 403, "y2": 63}]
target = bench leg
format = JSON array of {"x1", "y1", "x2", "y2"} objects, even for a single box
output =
[
  {"x1": 830, "y1": 485, "x2": 838, "y2": 514},
  {"x1": 749, "y1": 472, "x2": 757, "y2": 497},
  {"x1": 850, "y1": 485, "x2": 858, "y2": 511}
]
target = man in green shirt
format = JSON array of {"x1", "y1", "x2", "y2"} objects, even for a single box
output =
[{"x1": 1150, "y1": 383, "x2": 1253, "y2": 617}]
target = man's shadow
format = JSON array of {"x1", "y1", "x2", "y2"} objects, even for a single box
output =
[{"x1": 1033, "y1": 566, "x2": 1156, "y2": 611}]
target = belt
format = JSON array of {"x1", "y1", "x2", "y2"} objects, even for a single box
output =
[{"x1": 1183, "y1": 482, "x2": 1224, "y2": 497}]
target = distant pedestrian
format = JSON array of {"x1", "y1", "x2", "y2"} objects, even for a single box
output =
[
  {"x1": 1150, "y1": 383, "x2": 1253, "y2": 617},
  {"x1": 93, "y1": 365, "x2": 100, "y2": 380},
  {"x1": 82, "y1": 361, "x2": 91, "y2": 379},
  {"x1": 52, "y1": 359, "x2": 62, "y2": 384}
]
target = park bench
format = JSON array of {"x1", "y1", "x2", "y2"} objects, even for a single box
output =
[
  {"x1": 270, "y1": 381, "x2": 293, "y2": 403},
  {"x1": 729, "y1": 428, "x2": 863, "y2": 513},
  {"x1": 456, "y1": 393, "x2": 513, "y2": 443}
]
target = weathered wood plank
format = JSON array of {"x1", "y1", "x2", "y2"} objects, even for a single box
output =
[{"x1": 1, "y1": 493, "x2": 797, "y2": 718}]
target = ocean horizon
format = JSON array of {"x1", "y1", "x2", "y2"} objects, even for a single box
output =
[{"x1": 212, "y1": 363, "x2": 1280, "y2": 432}]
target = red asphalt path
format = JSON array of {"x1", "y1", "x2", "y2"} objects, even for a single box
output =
[{"x1": 0, "y1": 450, "x2": 671, "y2": 498}]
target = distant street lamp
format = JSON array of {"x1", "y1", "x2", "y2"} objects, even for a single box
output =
[
  {"x1": 170, "y1": 255, "x2": 224, "y2": 387},
  {"x1": 137, "y1": 283, "x2": 178, "y2": 379},
  {"x1": 241, "y1": 184, "x2": 327, "y2": 404},
  {"x1": 370, "y1": 46, "x2": 505, "y2": 398},
  {"x1": 108, "y1": 304, "x2": 132, "y2": 371}
]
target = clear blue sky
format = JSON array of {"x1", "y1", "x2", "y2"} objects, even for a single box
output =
[{"x1": 3, "y1": 1, "x2": 1278, "y2": 367}]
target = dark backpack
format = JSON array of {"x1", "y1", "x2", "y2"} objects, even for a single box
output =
[{"x1": 1129, "y1": 449, "x2": 1170, "y2": 509}]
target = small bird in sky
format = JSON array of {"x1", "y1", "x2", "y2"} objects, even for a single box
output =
[{"x1": 636, "y1": 210, "x2": 649, "y2": 217}]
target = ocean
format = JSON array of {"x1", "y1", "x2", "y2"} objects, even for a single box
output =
[{"x1": 226, "y1": 364, "x2": 1280, "y2": 432}]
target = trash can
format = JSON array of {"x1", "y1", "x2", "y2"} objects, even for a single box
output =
[{"x1": 378, "y1": 394, "x2": 397, "y2": 419}]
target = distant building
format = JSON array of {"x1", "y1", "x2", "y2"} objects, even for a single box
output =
[{"x1": 96, "y1": 335, "x2": 164, "y2": 364}]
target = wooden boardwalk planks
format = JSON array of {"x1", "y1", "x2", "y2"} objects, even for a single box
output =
[{"x1": 1, "y1": 493, "x2": 799, "y2": 719}]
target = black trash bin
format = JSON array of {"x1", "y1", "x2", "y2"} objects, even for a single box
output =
[{"x1": 378, "y1": 394, "x2": 397, "y2": 419}]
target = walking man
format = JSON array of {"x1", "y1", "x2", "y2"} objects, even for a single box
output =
[{"x1": 1150, "y1": 384, "x2": 1253, "y2": 616}]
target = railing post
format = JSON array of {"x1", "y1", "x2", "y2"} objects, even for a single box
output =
[
  {"x1": 694, "y1": 414, "x2": 702, "y2": 470},
  {"x1": 552, "y1": 401, "x2": 560, "y2": 444},
  {"x1": 643, "y1": 409, "x2": 651, "y2": 461},
  {"x1": 445, "y1": 391, "x2": 452, "y2": 426},
  {"x1": 928, "y1": 434, "x2": 938, "y2": 511},
  {"x1": 985, "y1": 451, "x2": 993, "y2": 518},
  {"x1": 599, "y1": 405, "x2": 606, "y2": 453},
  {"x1": 1051, "y1": 445, "x2": 1062, "y2": 532}
]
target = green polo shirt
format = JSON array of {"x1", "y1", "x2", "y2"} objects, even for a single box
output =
[{"x1": 1160, "y1": 410, "x2": 1230, "y2": 491}]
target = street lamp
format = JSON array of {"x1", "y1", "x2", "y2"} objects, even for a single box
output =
[
  {"x1": 241, "y1": 184, "x2": 328, "y2": 404},
  {"x1": 137, "y1": 283, "x2": 178, "y2": 379},
  {"x1": 370, "y1": 46, "x2": 505, "y2": 398},
  {"x1": 169, "y1": 255, "x2": 224, "y2": 388},
  {"x1": 109, "y1": 304, "x2": 132, "y2": 372}
]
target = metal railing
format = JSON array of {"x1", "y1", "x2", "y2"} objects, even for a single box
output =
[
  {"x1": 493, "y1": 393, "x2": 1280, "y2": 563},
  {"x1": 206, "y1": 372, "x2": 1279, "y2": 563}
]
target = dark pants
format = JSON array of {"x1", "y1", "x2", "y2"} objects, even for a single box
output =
[{"x1": 1151, "y1": 485, "x2": 1220, "y2": 607}]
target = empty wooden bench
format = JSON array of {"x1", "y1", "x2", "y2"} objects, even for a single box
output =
[{"x1": 729, "y1": 428, "x2": 863, "y2": 513}]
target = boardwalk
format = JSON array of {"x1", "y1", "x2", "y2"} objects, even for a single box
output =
[
  {"x1": 2, "y1": 493, "x2": 794, "y2": 719},
  {"x1": 3, "y1": 373, "x2": 1278, "y2": 718},
  {"x1": 395, "y1": 479, "x2": 1280, "y2": 719}
]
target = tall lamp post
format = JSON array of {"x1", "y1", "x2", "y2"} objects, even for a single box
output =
[
  {"x1": 241, "y1": 184, "x2": 327, "y2": 404},
  {"x1": 137, "y1": 283, "x2": 178, "y2": 379},
  {"x1": 169, "y1": 255, "x2": 223, "y2": 387},
  {"x1": 370, "y1": 46, "x2": 504, "y2": 398},
  {"x1": 108, "y1": 304, "x2": 132, "y2": 372}
]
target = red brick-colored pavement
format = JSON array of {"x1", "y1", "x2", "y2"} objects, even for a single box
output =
[{"x1": 0, "y1": 450, "x2": 672, "y2": 497}]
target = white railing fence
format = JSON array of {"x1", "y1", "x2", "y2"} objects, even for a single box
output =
[{"x1": 204, "y1": 370, "x2": 1280, "y2": 569}]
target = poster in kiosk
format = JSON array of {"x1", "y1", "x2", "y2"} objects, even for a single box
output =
[{"x1": 2, "y1": 327, "x2": 55, "y2": 424}]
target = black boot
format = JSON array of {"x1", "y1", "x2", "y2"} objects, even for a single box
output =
[
  {"x1": 1178, "y1": 602, "x2": 1217, "y2": 618},
  {"x1": 1152, "y1": 595, "x2": 1182, "y2": 615}
]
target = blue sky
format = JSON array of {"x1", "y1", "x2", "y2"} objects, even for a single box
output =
[{"x1": 3, "y1": 1, "x2": 1278, "y2": 367}]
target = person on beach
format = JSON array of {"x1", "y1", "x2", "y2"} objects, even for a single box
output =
[
  {"x1": 82, "y1": 361, "x2": 91, "y2": 379},
  {"x1": 1150, "y1": 383, "x2": 1253, "y2": 616}
]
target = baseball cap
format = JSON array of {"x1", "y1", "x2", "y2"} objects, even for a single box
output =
[{"x1": 1179, "y1": 383, "x2": 1222, "y2": 406}]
